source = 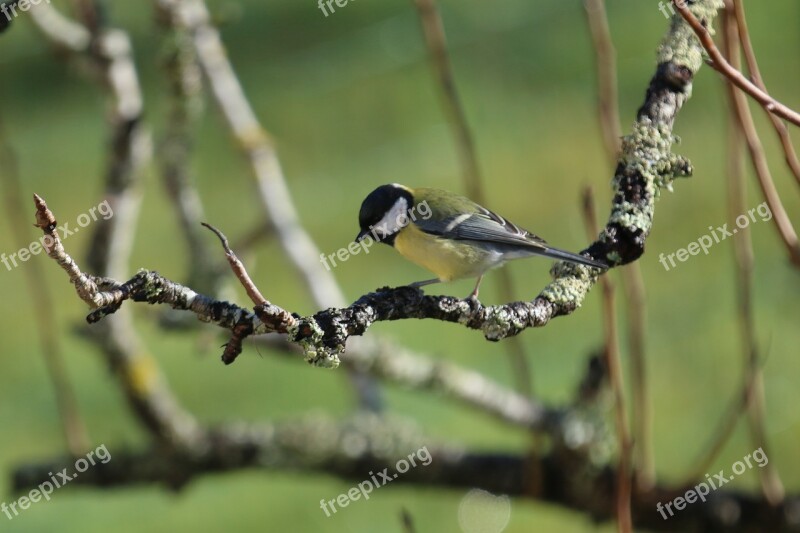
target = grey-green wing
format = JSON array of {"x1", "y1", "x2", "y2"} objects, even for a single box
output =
[
  {"x1": 415, "y1": 203, "x2": 548, "y2": 250},
  {"x1": 412, "y1": 189, "x2": 607, "y2": 269}
]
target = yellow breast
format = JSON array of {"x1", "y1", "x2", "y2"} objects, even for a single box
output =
[{"x1": 393, "y1": 223, "x2": 495, "y2": 281}]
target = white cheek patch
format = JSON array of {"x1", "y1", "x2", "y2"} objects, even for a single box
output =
[{"x1": 373, "y1": 197, "x2": 409, "y2": 237}]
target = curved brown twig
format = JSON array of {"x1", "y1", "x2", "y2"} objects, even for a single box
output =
[
  {"x1": 730, "y1": 0, "x2": 800, "y2": 188},
  {"x1": 672, "y1": 0, "x2": 800, "y2": 128}
]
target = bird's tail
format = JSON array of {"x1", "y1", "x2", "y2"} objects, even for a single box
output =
[{"x1": 535, "y1": 246, "x2": 607, "y2": 269}]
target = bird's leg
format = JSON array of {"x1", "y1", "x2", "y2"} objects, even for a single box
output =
[
  {"x1": 409, "y1": 278, "x2": 441, "y2": 288},
  {"x1": 467, "y1": 275, "x2": 483, "y2": 302}
]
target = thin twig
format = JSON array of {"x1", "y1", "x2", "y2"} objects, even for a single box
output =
[
  {"x1": 412, "y1": 0, "x2": 532, "y2": 397},
  {"x1": 412, "y1": 0, "x2": 481, "y2": 200},
  {"x1": 400, "y1": 508, "x2": 416, "y2": 533},
  {"x1": 0, "y1": 131, "x2": 90, "y2": 455},
  {"x1": 155, "y1": 5, "x2": 220, "y2": 295},
  {"x1": 674, "y1": 2, "x2": 784, "y2": 496},
  {"x1": 672, "y1": 0, "x2": 800, "y2": 128},
  {"x1": 621, "y1": 263, "x2": 653, "y2": 489},
  {"x1": 677, "y1": 379, "x2": 754, "y2": 487},
  {"x1": 582, "y1": 186, "x2": 631, "y2": 533},
  {"x1": 685, "y1": 1, "x2": 800, "y2": 268},
  {"x1": 202, "y1": 222, "x2": 298, "y2": 363},
  {"x1": 730, "y1": 0, "x2": 800, "y2": 188},
  {"x1": 201, "y1": 223, "x2": 267, "y2": 305},
  {"x1": 584, "y1": 0, "x2": 653, "y2": 490},
  {"x1": 721, "y1": 4, "x2": 784, "y2": 504},
  {"x1": 584, "y1": 0, "x2": 622, "y2": 159}
]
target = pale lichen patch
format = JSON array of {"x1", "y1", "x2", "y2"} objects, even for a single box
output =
[
  {"x1": 482, "y1": 307, "x2": 525, "y2": 340},
  {"x1": 540, "y1": 276, "x2": 591, "y2": 309},
  {"x1": 610, "y1": 121, "x2": 694, "y2": 235},
  {"x1": 657, "y1": 0, "x2": 724, "y2": 70},
  {"x1": 288, "y1": 319, "x2": 341, "y2": 369}
]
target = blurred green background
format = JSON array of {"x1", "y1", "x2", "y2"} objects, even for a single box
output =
[{"x1": 0, "y1": 0, "x2": 798, "y2": 531}]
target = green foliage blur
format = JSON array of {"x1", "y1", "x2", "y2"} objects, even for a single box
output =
[{"x1": 0, "y1": 0, "x2": 798, "y2": 531}]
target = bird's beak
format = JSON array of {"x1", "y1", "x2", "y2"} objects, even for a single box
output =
[{"x1": 355, "y1": 229, "x2": 370, "y2": 243}]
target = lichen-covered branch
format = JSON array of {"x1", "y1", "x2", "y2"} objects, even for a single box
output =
[
  {"x1": 34, "y1": 193, "x2": 553, "y2": 430},
  {"x1": 34, "y1": 1, "x2": 718, "y2": 371},
  {"x1": 31, "y1": 0, "x2": 716, "y2": 363}
]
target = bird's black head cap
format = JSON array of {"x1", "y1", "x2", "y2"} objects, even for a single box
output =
[{"x1": 356, "y1": 184, "x2": 414, "y2": 246}]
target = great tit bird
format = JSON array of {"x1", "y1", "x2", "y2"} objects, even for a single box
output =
[{"x1": 356, "y1": 184, "x2": 608, "y2": 299}]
